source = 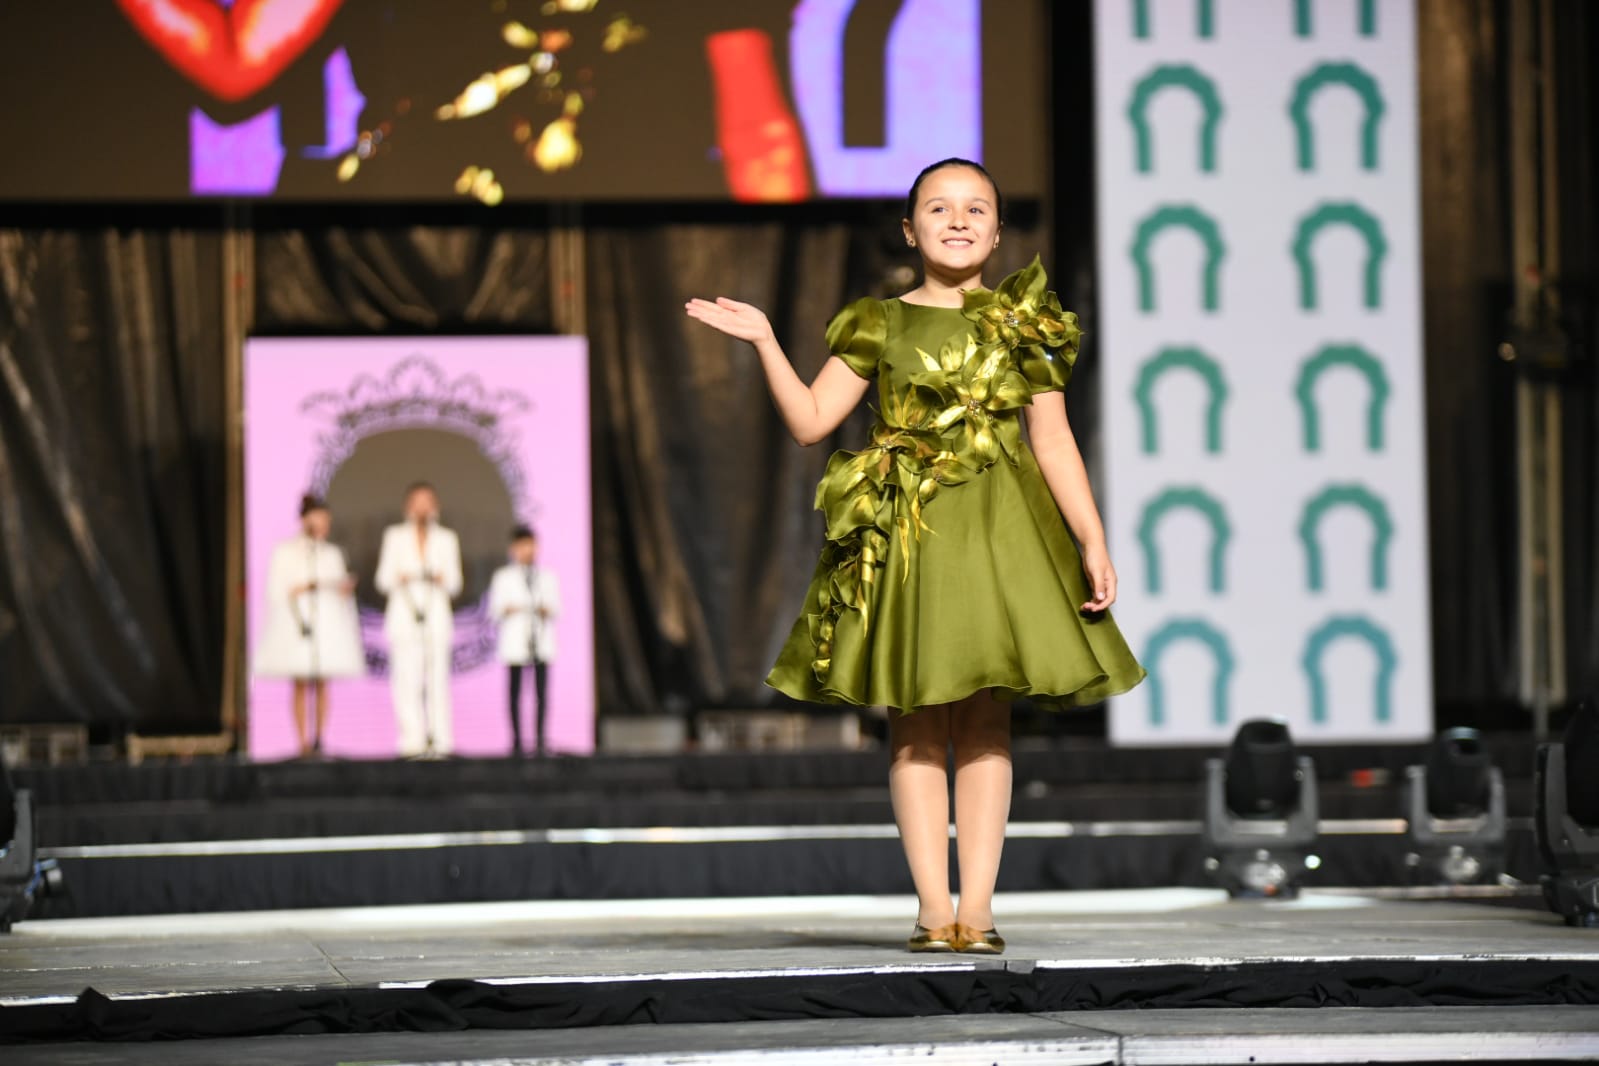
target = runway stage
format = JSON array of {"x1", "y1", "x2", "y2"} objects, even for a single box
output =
[{"x1": 3, "y1": 889, "x2": 1598, "y2": 1063}]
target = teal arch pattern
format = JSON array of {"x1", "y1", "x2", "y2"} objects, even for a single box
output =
[
  {"x1": 1294, "y1": 0, "x2": 1377, "y2": 37},
  {"x1": 1291, "y1": 202, "x2": 1387, "y2": 310},
  {"x1": 1301, "y1": 614, "x2": 1397, "y2": 723},
  {"x1": 1289, "y1": 62, "x2": 1385, "y2": 171},
  {"x1": 1134, "y1": 346, "x2": 1228, "y2": 454},
  {"x1": 1128, "y1": 65, "x2": 1224, "y2": 173},
  {"x1": 1295, "y1": 344, "x2": 1390, "y2": 452},
  {"x1": 1137, "y1": 486, "x2": 1230, "y2": 594},
  {"x1": 1132, "y1": 205, "x2": 1226, "y2": 312},
  {"x1": 1133, "y1": 0, "x2": 1215, "y2": 39},
  {"x1": 1143, "y1": 617, "x2": 1234, "y2": 727},
  {"x1": 1298, "y1": 483, "x2": 1393, "y2": 591}
]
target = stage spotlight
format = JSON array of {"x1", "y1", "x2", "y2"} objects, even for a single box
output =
[
  {"x1": 1403, "y1": 728, "x2": 1506, "y2": 886},
  {"x1": 0, "y1": 763, "x2": 62, "y2": 933},
  {"x1": 1202, "y1": 720, "x2": 1320, "y2": 899},
  {"x1": 1536, "y1": 698, "x2": 1599, "y2": 927}
]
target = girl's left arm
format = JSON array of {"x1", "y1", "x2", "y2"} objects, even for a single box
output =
[{"x1": 1024, "y1": 392, "x2": 1117, "y2": 612}]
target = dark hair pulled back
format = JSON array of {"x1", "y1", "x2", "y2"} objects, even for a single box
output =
[{"x1": 902, "y1": 157, "x2": 1005, "y2": 223}]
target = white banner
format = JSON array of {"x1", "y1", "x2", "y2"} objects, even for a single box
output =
[{"x1": 1094, "y1": 0, "x2": 1433, "y2": 744}]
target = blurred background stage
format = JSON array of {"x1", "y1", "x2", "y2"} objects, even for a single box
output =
[{"x1": 2, "y1": 0, "x2": 1599, "y2": 1061}]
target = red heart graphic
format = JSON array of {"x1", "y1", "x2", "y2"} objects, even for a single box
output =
[{"x1": 115, "y1": 0, "x2": 346, "y2": 103}]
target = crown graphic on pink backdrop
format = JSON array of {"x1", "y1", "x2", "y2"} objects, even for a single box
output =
[{"x1": 299, "y1": 353, "x2": 534, "y2": 509}]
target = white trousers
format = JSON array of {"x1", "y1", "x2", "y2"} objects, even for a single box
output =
[{"x1": 389, "y1": 637, "x2": 453, "y2": 756}]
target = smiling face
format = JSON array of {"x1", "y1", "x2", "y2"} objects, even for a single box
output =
[{"x1": 902, "y1": 164, "x2": 1001, "y2": 279}]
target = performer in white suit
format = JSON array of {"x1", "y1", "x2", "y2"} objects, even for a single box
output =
[
  {"x1": 374, "y1": 482, "x2": 463, "y2": 758},
  {"x1": 254, "y1": 496, "x2": 364, "y2": 757},
  {"x1": 487, "y1": 525, "x2": 562, "y2": 756}
]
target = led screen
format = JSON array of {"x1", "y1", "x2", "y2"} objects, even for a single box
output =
[{"x1": 0, "y1": 1, "x2": 1044, "y2": 201}]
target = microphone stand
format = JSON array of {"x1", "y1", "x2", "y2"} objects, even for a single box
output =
[
  {"x1": 306, "y1": 537, "x2": 322, "y2": 753},
  {"x1": 402, "y1": 519, "x2": 435, "y2": 757},
  {"x1": 525, "y1": 564, "x2": 538, "y2": 754}
]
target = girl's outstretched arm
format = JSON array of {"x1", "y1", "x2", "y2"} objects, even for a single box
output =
[
  {"x1": 1025, "y1": 392, "x2": 1118, "y2": 612},
  {"x1": 686, "y1": 297, "x2": 871, "y2": 446}
]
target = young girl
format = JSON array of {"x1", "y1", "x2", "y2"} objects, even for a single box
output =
[
  {"x1": 254, "y1": 495, "x2": 365, "y2": 757},
  {"x1": 686, "y1": 159, "x2": 1145, "y2": 954}
]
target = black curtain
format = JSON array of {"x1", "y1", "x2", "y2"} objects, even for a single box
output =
[
  {"x1": 584, "y1": 220, "x2": 861, "y2": 714},
  {"x1": 0, "y1": 225, "x2": 227, "y2": 731},
  {"x1": 1415, "y1": 0, "x2": 1521, "y2": 712},
  {"x1": 1552, "y1": 2, "x2": 1599, "y2": 700},
  {"x1": 1413, "y1": 0, "x2": 1599, "y2": 716},
  {"x1": 251, "y1": 210, "x2": 555, "y2": 333}
]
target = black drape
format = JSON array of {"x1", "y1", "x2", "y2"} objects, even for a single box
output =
[
  {"x1": 251, "y1": 212, "x2": 554, "y2": 333},
  {"x1": 1552, "y1": 2, "x2": 1599, "y2": 699},
  {"x1": 585, "y1": 222, "x2": 855, "y2": 713},
  {"x1": 583, "y1": 219, "x2": 873, "y2": 714},
  {"x1": 1415, "y1": 0, "x2": 1521, "y2": 711},
  {"x1": 0, "y1": 227, "x2": 227, "y2": 730},
  {"x1": 1414, "y1": 0, "x2": 1599, "y2": 714}
]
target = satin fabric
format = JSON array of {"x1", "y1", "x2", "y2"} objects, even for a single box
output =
[{"x1": 768, "y1": 264, "x2": 1146, "y2": 712}]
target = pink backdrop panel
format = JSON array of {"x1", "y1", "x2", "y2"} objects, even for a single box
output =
[{"x1": 244, "y1": 336, "x2": 594, "y2": 761}]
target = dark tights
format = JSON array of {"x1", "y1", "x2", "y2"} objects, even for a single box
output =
[{"x1": 508, "y1": 662, "x2": 550, "y2": 755}]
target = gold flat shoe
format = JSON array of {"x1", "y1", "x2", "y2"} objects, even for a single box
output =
[
  {"x1": 907, "y1": 923, "x2": 959, "y2": 953},
  {"x1": 955, "y1": 924, "x2": 1005, "y2": 954}
]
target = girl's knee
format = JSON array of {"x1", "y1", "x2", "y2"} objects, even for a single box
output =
[{"x1": 951, "y1": 696, "x2": 1010, "y2": 746}]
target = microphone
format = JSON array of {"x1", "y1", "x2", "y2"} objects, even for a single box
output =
[
  {"x1": 415, "y1": 562, "x2": 432, "y2": 625},
  {"x1": 300, "y1": 538, "x2": 316, "y2": 637}
]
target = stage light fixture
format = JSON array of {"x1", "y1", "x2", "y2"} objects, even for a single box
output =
[
  {"x1": 1201, "y1": 719, "x2": 1320, "y2": 899},
  {"x1": 1536, "y1": 698, "x2": 1599, "y2": 927},
  {"x1": 0, "y1": 763, "x2": 62, "y2": 933},
  {"x1": 1403, "y1": 727, "x2": 1507, "y2": 886}
]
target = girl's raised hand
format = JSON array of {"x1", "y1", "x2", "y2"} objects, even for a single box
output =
[{"x1": 684, "y1": 297, "x2": 775, "y2": 346}]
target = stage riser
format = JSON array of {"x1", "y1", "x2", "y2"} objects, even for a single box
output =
[
  {"x1": 36, "y1": 783, "x2": 1489, "y2": 847},
  {"x1": 11, "y1": 738, "x2": 1543, "y2": 806},
  {"x1": 39, "y1": 831, "x2": 1543, "y2": 918},
  {"x1": 5, "y1": 959, "x2": 1597, "y2": 1044}
]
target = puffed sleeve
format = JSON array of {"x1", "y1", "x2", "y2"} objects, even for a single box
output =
[
  {"x1": 824, "y1": 297, "x2": 888, "y2": 381},
  {"x1": 1015, "y1": 300, "x2": 1081, "y2": 395},
  {"x1": 1016, "y1": 337, "x2": 1078, "y2": 395}
]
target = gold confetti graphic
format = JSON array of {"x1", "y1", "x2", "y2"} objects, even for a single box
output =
[
  {"x1": 602, "y1": 16, "x2": 645, "y2": 52},
  {"x1": 502, "y1": 21, "x2": 539, "y2": 48},
  {"x1": 455, "y1": 165, "x2": 506, "y2": 205},
  {"x1": 531, "y1": 117, "x2": 580, "y2": 171},
  {"x1": 337, "y1": 1, "x2": 648, "y2": 203}
]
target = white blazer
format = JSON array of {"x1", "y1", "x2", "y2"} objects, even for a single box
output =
[
  {"x1": 374, "y1": 522, "x2": 463, "y2": 642},
  {"x1": 253, "y1": 536, "x2": 365, "y2": 678},
  {"x1": 487, "y1": 564, "x2": 561, "y2": 664}
]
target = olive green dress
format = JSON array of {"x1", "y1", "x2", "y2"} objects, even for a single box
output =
[{"x1": 767, "y1": 257, "x2": 1146, "y2": 712}]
